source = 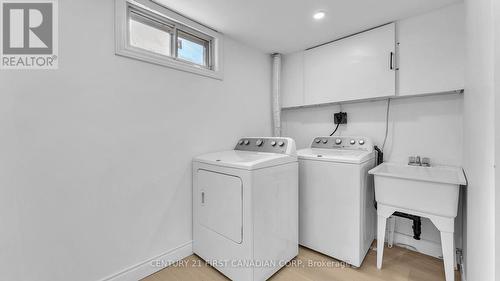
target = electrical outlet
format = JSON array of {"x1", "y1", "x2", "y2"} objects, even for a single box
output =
[{"x1": 334, "y1": 112, "x2": 347, "y2": 124}]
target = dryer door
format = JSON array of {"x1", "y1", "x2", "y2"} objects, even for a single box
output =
[{"x1": 197, "y1": 169, "x2": 243, "y2": 244}]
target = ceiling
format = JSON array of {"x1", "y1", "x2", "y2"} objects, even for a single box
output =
[{"x1": 154, "y1": 0, "x2": 462, "y2": 54}]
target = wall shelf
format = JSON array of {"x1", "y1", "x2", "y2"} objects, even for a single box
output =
[{"x1": 281, "y1": 89, "x2": 464, "y2": 111}]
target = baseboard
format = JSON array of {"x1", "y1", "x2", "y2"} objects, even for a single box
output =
[
  {"x1": 391, "y1": 232, "x2": 442, "y2": 258},
  {"x1": 101, "y1": 241, "x2": 193, "y2": 281}
]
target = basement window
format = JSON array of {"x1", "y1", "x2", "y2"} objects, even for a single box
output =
[{"x1": 115, "y1": 0, "x2": 223, "y2": 79}]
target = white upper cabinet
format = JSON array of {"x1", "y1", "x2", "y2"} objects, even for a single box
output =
[
  {"x1": 280, "y1": 4, "x2": 465, "y2": 108},
  {"x1": 397, "y1": 3, "x2": 464, "y2": 96},
  {"x1": 281, "y1": 51, "x2": 305, "y2": 108},
  {"x1": 303, "y1": 23, "x2": 396, "y2": 105}
]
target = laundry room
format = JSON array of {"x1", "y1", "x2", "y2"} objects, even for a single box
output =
[{"x1": 0, "y1": 1, "x2": 497, "y2": 281}]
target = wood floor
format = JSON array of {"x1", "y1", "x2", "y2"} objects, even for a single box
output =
[{"x1": 142, "y1": 244, "x2": 460, "y2": 281}]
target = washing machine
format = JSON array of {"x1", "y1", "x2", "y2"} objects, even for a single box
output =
[
  {"x1": 193, "y1": 137, "x2": 298, "y2": 281},
  {"x1": 297, "y1": 136, "x2": 376, "y2": 267}
]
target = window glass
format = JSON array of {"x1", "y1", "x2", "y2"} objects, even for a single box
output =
[
  {"x1": 177, "y1": 31, "x2": 208, "y2": 67},
  {"x1": 129, "y1": 12, "x2": 172, "y2": 57}
]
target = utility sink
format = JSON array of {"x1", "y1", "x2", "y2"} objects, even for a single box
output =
[
  {"x1": 369, "y1": 162, "x2": 467, "y2": 218},
  {"x1": 369, "y1": 162, "x2": 466, "y2": 281}
]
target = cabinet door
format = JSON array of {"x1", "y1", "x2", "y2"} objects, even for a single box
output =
[
  {"x1": 281, "y1": 51, "x2": 304, "y2": 108},
  {"x1": 397, "y1": 3, "x2": 464, "y2": 96},
  {"x1": 304, "y1": 23, "x2": 396, "y2": 105}
]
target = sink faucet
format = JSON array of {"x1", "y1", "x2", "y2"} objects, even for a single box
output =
[
  {"x1": 421, "y1": 157, "x2": 431, "y2": 167},
  {"x1": 408, "y1": 156, "x2": 420, "y2": 166},
  {"x1": 408, "y1": 156, "x2": 431, "y2": 167}
]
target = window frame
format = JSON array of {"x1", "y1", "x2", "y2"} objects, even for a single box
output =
[{"x1": 115, "y1": 0, "x2": 224, "y2": 80}]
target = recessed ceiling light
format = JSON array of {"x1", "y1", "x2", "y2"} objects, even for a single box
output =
[{"x1": 313, "y1": 11, "x2": 326, "y2": 20}]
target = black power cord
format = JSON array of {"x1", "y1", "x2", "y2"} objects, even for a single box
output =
[{"x1": 329, "y1": 123, "x2": 340, "y2": 136}]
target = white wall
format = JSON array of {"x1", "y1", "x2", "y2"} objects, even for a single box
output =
[
  {"x1": 282, "y1": 95, "x2": 463, "y2": 165},
  {"x1": 0, "y1": 1, "x2": 272, "y2": 281},
  {"x1": 496, "y1": 0, "x2": 500, "y2": 279},
  {"x1": 282, "y1": 93, "x2": 464, "y2": 256},
  {"x1": 463, "y1": 0, "x2": 496, "y2": 280}
]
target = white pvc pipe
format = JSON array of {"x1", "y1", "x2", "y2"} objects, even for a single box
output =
[{"x1": 271, "y1": 53, "x2": 282, "y2": 137}]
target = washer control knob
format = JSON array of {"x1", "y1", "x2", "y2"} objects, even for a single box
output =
[
  {"x1": 278, "y1": 141, "x2": 285, "y2": 147},
  {"x1": 244, "y1": 140, "x2": 250, "y2": 145},
  {"x1": 256, "y1": 139, "x2": 264, "y2": 146},
  {"x1": 271, "y1": 141, "x2": 277, "y2": 146},
  {"x1": 238, "y1": 140, "x2": 244, "y2": 145},
  {"x1": 359, "y1": 139, "x2": 365, "y2": 145},
  {"x1": 322, "y1": 139, "x2": 328, "y2": 144},
  {"x1": 314, "y1": 138, "x2": 321, "y2": 144},
  {"x1": 335, "y1": 138, "x2": 342, "y2": 145},
  {"x1": 350, "y1": 139, "x2": 356, "y2": 145}
]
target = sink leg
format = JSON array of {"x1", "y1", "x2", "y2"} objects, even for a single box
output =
[
  {"x1": 429, "y1": 216, "x2": 455, "y2": 281},
  {"x1": 441, "y1": 231, "x2": 455, "y2": 281},
  {"x1": 377, "y1": 214, "x2": 387, "y2": 269}
]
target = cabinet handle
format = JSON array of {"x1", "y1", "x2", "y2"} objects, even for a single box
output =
[
  {"x1": 201, "y1": 192, "x2": 205, "y2": 204},
  {"x1": 389, "y1": 52, "x2": 394, "y2": 70}
]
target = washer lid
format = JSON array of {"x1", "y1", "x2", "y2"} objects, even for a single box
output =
[
  {"x1": 298, "y1": 148, "x2": 375, "y2": 164},
  {"x1": 194, "y1": 150, "x2": 297, "y2": 170}
]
